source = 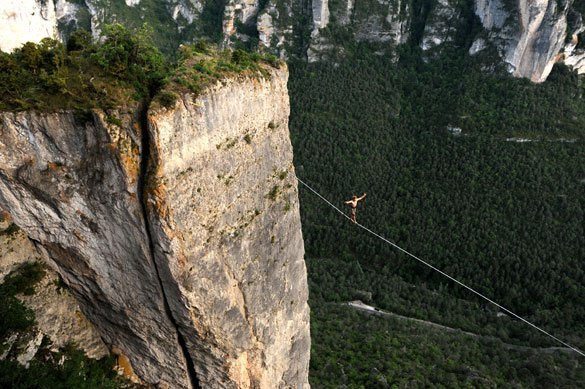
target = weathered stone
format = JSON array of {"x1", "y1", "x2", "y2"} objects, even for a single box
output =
[
  {"x1": 563, "y1": 10, "x2": 585, "y2": 75},
  {"x1": 0, "y1": 0, "x2": 58, "y2": 52},
  {"x1": 0, "y1": 65, "x2": 310, "y2": 388},
  {"x1": 19, "y1": 270, "x2": 110, "y2": 359},
  {"x1": 16, "y1": 331, "x2": 44, "y2": 367},
  {"x1": 0, "y1": 219, "x2": 109, "y2": 360},
  {"x1": 311, "y1": 0, "x2": 330, "y2": 37},
  {"x1": 223, "y1": 0, "x2": 261, "y2": 43},
  {"x1": 474, "y1": 0, "x2": 576, "y2": 82},
  {"x1": 421, "y1": 0, "x2": 459, "y2": 51},
  {"x1": 148, "y1": 65, "x2": 310, "y2": 388},
  {"x1": 0, "y1": 110, "x2": 191, "y2": 387}
]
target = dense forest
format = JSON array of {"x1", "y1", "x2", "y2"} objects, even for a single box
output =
[{"x1": 288, "y1": 46, "x2": 585, "y2": 386}]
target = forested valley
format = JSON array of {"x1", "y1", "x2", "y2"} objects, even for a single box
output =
[{"x1": 288, "y1": 46, "x2": 585, "y2": 386}]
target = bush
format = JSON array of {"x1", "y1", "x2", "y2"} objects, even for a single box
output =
[
  {"x1": 156, "y1": 91, "x2": 178, "y2": 109},
  {"x1": 0, "y1": 24, "x2": 171, "y2": 111}
]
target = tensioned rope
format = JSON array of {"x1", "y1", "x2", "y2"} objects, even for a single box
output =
[{"x1": 296, "y1": 176, "x2": 585, "y2": 357}]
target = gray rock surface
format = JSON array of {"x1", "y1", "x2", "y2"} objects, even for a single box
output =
[
  {"x1": 474, "y1": 0, "x2": 577, "y2": 82},
  {"x1": 19, "y1": 269, "x2": 110, "y2": 359},
  {"x1": 311, "y1": 0, "x2": 330, "y2": 36},
  {"x1": 148, "y1": 65, "x2": 310, "y2": 388},
  {"x1": 0, "y1": 110, "x2": 191, "y2": 387},
  {"x1": 564, "y1": 10, "x2": 585, "y2": 74},
  {"x1": 420, "y1": 0, "x2": 458, "y2": 51},
  {"x1": 0, "y1": 65, "x2": 310, "y2": 388},
  {"x1": 0, "y1": 219, "x2": 108, "y2": 360}
]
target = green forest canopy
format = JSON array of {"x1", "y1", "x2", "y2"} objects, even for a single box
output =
[{"x1": 288, "y1": 46, "x2": 585, "y2": 386}]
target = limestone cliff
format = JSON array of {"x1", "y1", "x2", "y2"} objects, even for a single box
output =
[
  {"x1": 0, "y1": 108, "x2": 192, "y2": 386},
  {"x1": 147, "y1": 66, "x2": 309, "y2": 388},
  {"x1": 473, "y1": 0, "x2": 575, "y2": 82},
  {"x1": 3, "y1": 1, "x2": 584, "y2": 81},
  {"x1": 0, "y1": 0, "x2": 58, "y2": 52},
  {"x1": 0, "y1": 65, "x2": 310, "y2": 388}
]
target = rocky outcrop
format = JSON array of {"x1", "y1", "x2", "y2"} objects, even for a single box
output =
[
  {"x1": 563, "y1": 9, "x2": 585, "y2": 75},
  {"x1": 223, "y1": 0, "x2": 261, "y2": 42},
  {"x1": 565, "y1": 44, "x2": 585, "y2": 74},
  {"x1": 384, "y1": 0, "x2": 410, "y2": 45},
  {"x1": 421, "y1": 0, "x2": 459, "y2": 51},
  {"x1": 307, "y1": 0, "x2": 332, "y2": 62},
  {"x1": 308, "y1": 0, "x2": 411, "y2": 61},
  {"x1": 0, "y1": 65, "x2": 310, "y2": 388},
  {"x1": 474, "y1": 0, "x2": 576, "y2": 82},
  {"x1": 0, "y1": 109, "x2": 192, "y2": 387},
  {"x1": 0, "y1": 0, "x2": 58, "y2": 52},
  {"x1": 0, "y1": 216, "x2": 109, "y2": 365},
  {"x1": 168, "y1": 0, "x2": 203, "y2": 26},
  {"x1": 311, "y1": 0, "x2": 330, "y2": 36},
  {"x1": 147, "y1": 65, "x2": 310, "y2": 388}
]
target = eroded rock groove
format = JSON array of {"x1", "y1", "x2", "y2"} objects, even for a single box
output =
[{"x1": 137, "y1": 101, "x2": 201, "y2": 389}]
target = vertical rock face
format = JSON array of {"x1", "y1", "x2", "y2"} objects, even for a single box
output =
[
  {"x1": 474, "y1": 0, "x2": 575, "y2": 82},
  {"x1": 148, "y1": 66, "x2": 310, "y2": 388},
  {"x1": 308, "y1": 0, "x2": 412, "y2": 61},
  {"x1": 223, "y1": 0, "x2": 261, "y2": 42},
  {"x1": 311, "y1": 0, "x2": 330, "y2": 35},
  {"x1": 0, "y1": 0, "x2": 58, "y2": 52},
  {"x1": 0, "y1": 66, "x2": 310, "y2": 388},
  {"x1": 563, "y1": 8, "x2": 585, "y2": 75},
  {"x1": 0, "y1": 110, "x2": 191, "y2": 387}
]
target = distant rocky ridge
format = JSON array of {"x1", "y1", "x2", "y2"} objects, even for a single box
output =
[{"x1": 1, "y1": 0, "x2": 584, "y2": 82}]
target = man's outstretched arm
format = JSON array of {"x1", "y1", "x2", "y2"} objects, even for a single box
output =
[{"x1": 357, "y1": 193, "x2": 367, "y2": 201}]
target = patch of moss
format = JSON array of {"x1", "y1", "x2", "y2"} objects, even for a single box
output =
[
  {"x1": 155, "y1": 91, "x2": 178, "y2": 109},
  {"x1": 0, "y1": 223, "x2": 20, "y2": 237},
  {"x1": 106, "y1": 115, "x2": 123, "y2": 127},
  {"x1": 266, "y1": 185, "x2": 280, "y2": 201}
]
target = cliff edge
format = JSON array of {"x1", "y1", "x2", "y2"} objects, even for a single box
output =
[{"x1": 0, "y1": 59, "x2": 310, "y2": 388}]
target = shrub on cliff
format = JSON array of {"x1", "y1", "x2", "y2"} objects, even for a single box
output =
[
  {"x1": 162, "y1": 42, "x2": 282, "y2": 99},
  {"x1": 93, "y1": 24, "x2": 168, "y2": 95},
  {"x1": 0, "y1": 27, "x2": 280, "y2": 112},
  {"x1": 0, "y1": 25, "x2": 168, "y2": 111},
  {"x1": 0, "y1": 263, "x2": 44, "y2": 339}
]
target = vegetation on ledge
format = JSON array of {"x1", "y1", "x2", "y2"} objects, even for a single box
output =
[
  {"x1": 153, "y1": 42, "x2": 282, "y2": 109},
  {"x1": 0, "y1": 25, "x2": 281, "y2": 113},
  {"x1": 0, "y1": 25, "x2": 166, "y2": 112}
]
